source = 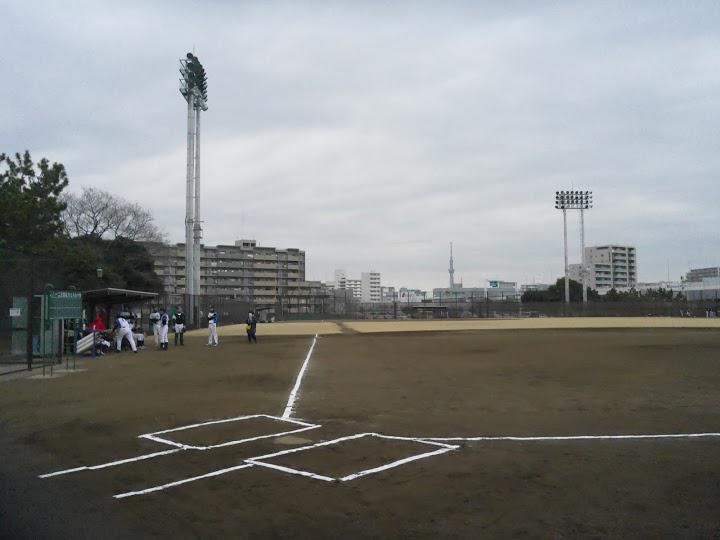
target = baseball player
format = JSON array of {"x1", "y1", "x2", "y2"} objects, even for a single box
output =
[
  {"x1": 149, "y1": 307, "x2": 161, "y2": 348},
  {"x1": 114, "y1": 315, "x2": 138, "y2": 353},
  {"x1": 173, "y1": 307, "x2": 186, "y2": 346},
  {"x1": 207, "y1": 306, "x2": 218, "y2": 346},
  {"x1": 159, "y1": 308, "x2": 170, "y2": 350}
]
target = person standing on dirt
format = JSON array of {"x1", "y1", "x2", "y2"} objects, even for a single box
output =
[
  {"x1": 149, "y1": 307, "x2": 161, "y2": 349},
  {"x1": 159, "y1": 308, "x2": 170, "y2": 350},
  {"x1": 246, "y1": 310, "x2": 257, "y2": 343},
  {"x1": 114, "y1": 316, "x2": 138, "y2": 353},
  {"x1": 173, "y1": 307, "x2": 186, "y2": 346},
  {"x1": 207, "y1": 306, "x2": 219, "y2": 346}
]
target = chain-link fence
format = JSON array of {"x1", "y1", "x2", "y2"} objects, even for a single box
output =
[{"x1": 0, "y1": 251, "x2": 70, "y2": 368}]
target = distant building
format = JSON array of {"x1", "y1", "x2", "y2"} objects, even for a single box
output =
[
  {"x1": 683, "y1": 277, "x2": 720, "y2": 301},
  {"x1": 144, "y1": 239, "x2": 324, "y2": 311},
  {"x1": 345, "y1": 279, "x2": 362, "y2": 299},
  {"x1": 685, "y1": 267, "x2": 720, "y2": 282},
  {"x1": 397, "y1": 287, "x2": 427, "y2": 303},
  {"x1": 570, "y1": 245, "x2": 637, "y2": 291},
  {"x1": 380, "y1": 286, "x2": 396, "y2": 302},
  {"x1": 332, "y1": 269, "x2": 382, "y2": 302},
  {"x1": 433, "y1": 280, "x2": 517, "y2": 302},
  {"x1": 361, "y1": 272, "x2": 381, "y2": 303},
  {"x1": 521, "y1": 283, "x2": 551, "y2": 293}
]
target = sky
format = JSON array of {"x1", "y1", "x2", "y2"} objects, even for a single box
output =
[{"x1": 4, "y1": 1, "x2": 720, "y2": 290}]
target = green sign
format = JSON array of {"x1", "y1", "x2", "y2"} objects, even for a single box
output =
[
  {"x1": 488, "y1": 281, "x2": 499, "y2": 288},
  {"x1": 47, "y1": 291, "x2": 82, "y2": 320}
]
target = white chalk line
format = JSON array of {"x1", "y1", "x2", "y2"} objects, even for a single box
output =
[
  {"x1": 422, "y1": 432, "x2": 720, "y2": 442},
  {"x1": 247, "y1": 432, "x2": 460, "y2": 484},
  {"x1": 141, "y1": 414, "x2": 316, "y2": 438},
  {"x1": 138, "y1": 414, "x2": 321, "y2": 450},
  {"x1": 39, "y1": 449, "x2": 182, "y2": 478},
  {"x1": 114, "y1": 463, "x2": 255, "y2": 499},
  {"x1": 281, "y1": 334, "x2": 318, "y2": 419}
]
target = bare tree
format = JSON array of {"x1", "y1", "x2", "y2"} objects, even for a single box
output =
[{"x1": 62, "y1": 187, "x2": 166, "y2": 242}]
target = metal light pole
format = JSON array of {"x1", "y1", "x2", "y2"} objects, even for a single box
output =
[
  {"x1": 179, "y1": 52, "x2": 208, "y2": 327},
  {"x1": 580, "y1": 207, "x2": 586, "y2": 303},
  {"x1": 563, "y1": 208, "x2": 569, "y2": 303},
  {"x1": 555, "y1": 190, "x2": 593, "y2": 304}
]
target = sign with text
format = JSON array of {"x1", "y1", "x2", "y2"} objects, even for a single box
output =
[{"x1": 47, "y1": 291, "x2": 82, "y2": 320}]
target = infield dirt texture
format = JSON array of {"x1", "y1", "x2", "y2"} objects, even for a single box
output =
[{"x1": 1, "y1": 319, "x2": 720, "y2": 538}]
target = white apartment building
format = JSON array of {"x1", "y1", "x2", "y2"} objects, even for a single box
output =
[
  {"x1": 569, "y1": 245, "x2": 637, "y2": 290},
  {"x1": 345, "y1": 279, "x2": 362, "y2": 299},
  {"x1": 361, "y1": 272, "x2": 381, "y2": 303},
  {"x1": 332, "y1": 269, "x2": 382, "y2": 303}
]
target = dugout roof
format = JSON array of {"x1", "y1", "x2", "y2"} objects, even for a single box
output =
[{"x1": 82, "y1": 288, "x2": 158, "y2": 306}]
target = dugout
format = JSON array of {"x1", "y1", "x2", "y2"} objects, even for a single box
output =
[{"x1": 82, "y1": 288, "x2": 158, "y2": 333}]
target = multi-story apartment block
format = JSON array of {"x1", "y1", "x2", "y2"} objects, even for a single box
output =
[
  {"x1": 345, "y1": 279, "x2": 362, "y2": 299},
  {"x1": 144, "y1": 239, "x2": 325, "y2": 309},
  {"x1": 331, "y1": 269, "x2": 382, "y2": 303},
  {"x1": 361, "y1": 272, "x2": 381, "y2": 303},
  {"x1": 569, "y1": 245, "x2": 637, "y2": 290}
]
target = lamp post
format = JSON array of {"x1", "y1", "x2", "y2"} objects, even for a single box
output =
[
  {"x1": 555, "y1": 190, "x2": 593, "y2": 304},
  {"x1": 179, "y1": 52, "x2": 208, "y2": 327}
]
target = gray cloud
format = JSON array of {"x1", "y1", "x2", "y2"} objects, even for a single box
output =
[{"x1": 4, "y1": 1, "x2": 720, "y2": 289}]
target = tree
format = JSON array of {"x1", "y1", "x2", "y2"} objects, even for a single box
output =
[
  {"x1": 521, "y1": 278, "x2": 599, "y2": 302},
  {"x1": 62, "y1": 187, "x2": 165, "y2": 242},
  {"x1": 61, "y1": 236, "x2": 162, "y2": 292},
  {"x1": 0, "y1": 151, "x2": 69, "y2": 255}
]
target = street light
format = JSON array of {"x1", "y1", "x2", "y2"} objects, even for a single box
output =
[
  {"x1": 555, "y1": 190, "x2": 593, "y2": 304},
  {"x1": 179, "y1": 51, "x2": 209, "y2": 328}
]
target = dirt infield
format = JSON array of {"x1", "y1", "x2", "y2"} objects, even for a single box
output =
[
  {"x1": 189, "y1": 316, "x2": 720, "y2": 339},
  {"x1": 1, "y1": 327, "x2": 719, "y2": 537}
]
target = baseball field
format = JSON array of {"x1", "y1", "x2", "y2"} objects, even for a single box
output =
[{"x1": 1, "y1": 318, "x2": 719, "y2": 538}]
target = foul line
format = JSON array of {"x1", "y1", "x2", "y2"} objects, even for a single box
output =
[
  {"x1": 39, "y1": 449, "x2": 181, "y2": 478},
  {"x1": 281, "y1": 334, "x2": 318, "y2": 419},
  {"x1": 114, "y1": 463, "x2": 254, "y2": 499},
  {"x1": 422, "y1": 432, "x2": 720, "y2": 442}
]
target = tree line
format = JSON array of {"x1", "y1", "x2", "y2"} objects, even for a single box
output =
[
  {"x1": 521, "y1": 278, "x2": 684, "y2": 303},
  {"x1": 0, "y1": 151, "x2": 162, "y2": 292}
]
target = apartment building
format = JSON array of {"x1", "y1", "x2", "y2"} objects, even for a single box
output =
[
  {"x1": 331, "y1": 269, "x2": 382, "y2": 303},
  {"x1": 361, "y1": 272, "x2": 381, "y2": 303},
  {"x1": 144, "y1": 239, "x2": 325, "y2": 308},
  {"x1": 569, "y1": 245, "x2": 637, "y2": 290}
]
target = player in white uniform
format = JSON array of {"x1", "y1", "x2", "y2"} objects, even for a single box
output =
[
  {"x1": 159, "y1": 308, "x2": 170, "y2": 350},
  {"x1": 207, "y1": 307, "x2": 218, "y2": 346},
  {"x1": 149, "y1": 308, "x2": 161, "y2": 348},
  {"x1": 115, "y1": 316, "x2": 138, "y2": 353}
]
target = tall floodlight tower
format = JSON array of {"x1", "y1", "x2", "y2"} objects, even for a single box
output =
[
  {"x1": 180, "y1": 52, "x2": 208, "y2": 326},
  {"x1": 555, "y1": 190, "x2": 593, "y2": 304},
  {"x1": 449, "y1": 242, "x2": 456, "y2": 289}
]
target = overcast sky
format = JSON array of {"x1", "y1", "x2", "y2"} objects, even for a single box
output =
[{"x1": 4, "y1": 1, "x2": 720, "y2": 290}]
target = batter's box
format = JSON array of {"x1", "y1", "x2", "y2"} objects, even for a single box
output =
[
  {"x1": 139, "y1": 415, "x2": 320, "y2": 450},
  {"x1": 246, "y1": 433, "x2": 459, "y2": 482}
]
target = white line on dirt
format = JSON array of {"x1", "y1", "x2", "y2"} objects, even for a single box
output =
[
  {"x1": 422, "y1": 432, "x2": 720, "y2": 442},
  {"x1": 39, "y1": 449, "x2": 182, "y2": 478},
  {"x1": 114, "y1": 463, "x2": 255, "y2": 498},
  {"x1": 281, "y1": 334, "x2": 318, "y2": 419}
]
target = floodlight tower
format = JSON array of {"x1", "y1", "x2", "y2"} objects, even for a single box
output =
[
  {"x1": 180, "y1": 52, "x2": 208, "y2": 326},
  {"x1": 555, "y1": 190, "x2": 593, "y2": 304}
]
